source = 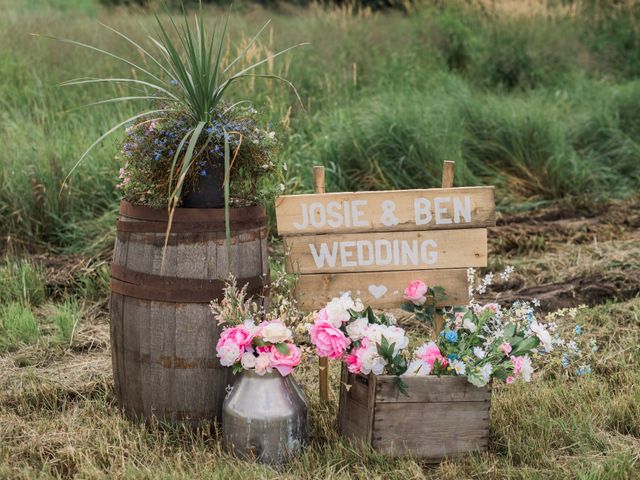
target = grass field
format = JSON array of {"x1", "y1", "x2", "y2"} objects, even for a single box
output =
[{"x1": 1, "y1": 0, "x2": 639, "y2": 478}]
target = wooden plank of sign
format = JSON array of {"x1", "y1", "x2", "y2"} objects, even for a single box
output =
[
  {"x1": 295, "y1": 269, "x2": 468, "y2": 311},
  {"x1": 275, "y1": 186, "x2": 495, "y2": 236},
  {"x1": 284, "y1": 229, "x2": 487, "y2": 274}
]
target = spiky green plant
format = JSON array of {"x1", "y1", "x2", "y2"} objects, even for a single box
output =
[{"x1": 37, "y1": 2, "x2": 306, "y2": 213}]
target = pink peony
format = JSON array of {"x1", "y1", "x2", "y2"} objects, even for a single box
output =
[
  {"x1": 310, "y1": 320, "x2": 350, "y2": 360},
  {"x1": 511, "y1": 355, "x2": 525, "y2": 375},
  {"x1": 345, "y1": 347, "x2": 363, "y2": 374},
  {"x1": 269, "y1": 343, "x2": 302, "y2": 376},
  {"x1": 216, "y1": 325, "x2": 254, "y2": 353},
  {"x1": 418, "y1": 342, "x2": 448, "y2": 368},
  {"x1": 404, "y1": 280, "x2": 428, "y2": 305},
  {"x1": 501, "y1": 342, "x2": 512, "y2": 355},
  {"x1": 506, "y1": 376, "x2": 515, "y2": 384}
]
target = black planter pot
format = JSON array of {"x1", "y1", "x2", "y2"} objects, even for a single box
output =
[{"x1": 181, "y1": 163, "x2": 225, "y2": 208}]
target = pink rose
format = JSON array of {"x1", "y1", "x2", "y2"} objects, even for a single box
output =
[
  {"x1": 510, "y1": 355, "x2": 523, "y2": 375},
  {"x1": 310, "y1": 320, "x2": 350, "y2": 360},
  {"x1": 506, "y1": 376, "x2": 515, "y2": 384},
  {"x1": 270, "y1": 344, "x2": 302, "y2": 376},
  {"x1": 501, "y1": 342, "x2": 512, "y2": 355},
  {"x1": 216, "y1": 325, "x2": 253, "y2": 353},
  {"x1": 418, "y1": 342, "x2": 448, "y2": 368},
  {"x1": 345, "y1": 347, "x2": 363, "y2": 374},
  {"x1": 404, "y1": 280, "x2": 428, "y2": 305},
  {"x1": 483, "y1": 303, "x2": 501, "y2": 314}
]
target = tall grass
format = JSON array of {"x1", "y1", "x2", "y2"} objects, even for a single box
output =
[
  {"x1": 0, "y1": 259, "x2": 46, "y2": 306},
  {"x1": 0, "y1": 0, "x2": 639, "y2": 253},
  {"x1": 0, "y1": 302, "x2": 40, "y2": 351}
]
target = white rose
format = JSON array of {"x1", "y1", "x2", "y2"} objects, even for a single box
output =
[
  {"x1": 261, "y1": 322, "x2": 292, "y2": 344},
  {"x1": 218, "y1": 344, "x2": 241, "y2": 367},
  {"x1": 381, "y1": 326, "x2": 409, "y2": 355},
  {"x1": 358, "y1": 346, "x2": 387, "y2": 375},
  {"x1": 363, "y1": 324, "x2": 384, "y2": 344},
  {"x1": 325, "y1": 293, "x2": 355, "y2": 327},
  {"x1": 463, "y1": 318, "x2": 478, "y2": 333},
  {"x1": 240, "y1": 352, "x2": 256, "y2": 369},
  {"x1": 346, "y1": 317, "x2": 369, "y2": 341},
  {"x1": 254, "y1": 352, "x2": 273, "y2": 375}
]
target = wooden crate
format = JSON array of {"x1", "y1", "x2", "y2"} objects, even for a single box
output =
[{"x1": 338, "y1": 366, "x2": 491, "y2": 461}]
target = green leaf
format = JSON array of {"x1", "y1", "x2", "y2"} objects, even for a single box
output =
[
  {"x1": 503, "y1": 323, "x2": 516, "y2": 339},
  {"x1": 396, "y1": 377, "x2": 409, "y2": 397},
  {"x1": 512, "y1": 336, "x2": 540, "y2": 356},
  {"x1": 275, "y1": 342, "x2": 290, "y2": 355}
]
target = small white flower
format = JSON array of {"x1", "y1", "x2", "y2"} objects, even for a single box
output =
[
  {"x1": 473, "y1": 347, "x2": 487, "y2": 359},
  {"x1": 480, "y1": 363, "x2": 493, "y2": 382},
  {"x1": 352, "y1": 299, "x2": 365, "y2": 313},
  {"x1": 279, "y1": 183, "x2": 285, "y2": 192},
  {"x1": 267, "y1": 131, "x2": 276, "y2": 140},
  {"x1": 451, "y1": 359, "x2": 466, "y2": 375},
  {"x1": 463, "y1": 318, "x2": 477, "y2": 333}
]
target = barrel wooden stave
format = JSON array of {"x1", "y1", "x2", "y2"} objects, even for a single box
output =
[{"x1": 110, "y1": 202, "x2": 268, "y2": 426}]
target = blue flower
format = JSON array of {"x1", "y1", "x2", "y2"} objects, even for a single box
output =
[
  {"x1": 561, "y1": 353, "x2": 570, "y2": 369},
  {"x1": 444, "y1": 330, "x2": 458, "y2": 343},
  {"x1": 200, "y1": 169, "x2": 207, "y2": 177},
  {"x1": 448, "y1": 353, "x2": 460, "y2": 361},
  {"x1": 574, "y1": 325, "x2": 583, "y2": 335},
  {"x1": 153, "y1": 152, "x2": 161, "y2": 161},
  {"x1": 170, "y1": 79, "x2": 178, "y2": 85}
]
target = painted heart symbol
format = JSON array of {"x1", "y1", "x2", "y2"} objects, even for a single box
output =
[{"x1": 368, "y1": 284, "x2": 388, "y2": 299}]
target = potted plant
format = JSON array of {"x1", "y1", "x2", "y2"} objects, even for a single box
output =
[{"x1": 42, "y1": 4, "x2": 307, "y2": 426}]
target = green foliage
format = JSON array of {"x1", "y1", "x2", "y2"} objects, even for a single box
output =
[
  {"x1": 0, "y1": 302, "x2": 40, "y2": 351},
  {"x1": 50, "y1": 299, "x2": 81, "y2": 344},
  {"x1": 1, "y1": 1, "x2": 640, "y2": 253},
  {"x1": 118, "y1": 105, "x2": 281, "y2": 207},
  {"x1": 0, "y1": 259, "x2": 46, "y2": 307}
]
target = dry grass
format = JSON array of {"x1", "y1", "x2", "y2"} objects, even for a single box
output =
[{"x1": 1, "y1": 202, "x2": 639, "y2": 478}]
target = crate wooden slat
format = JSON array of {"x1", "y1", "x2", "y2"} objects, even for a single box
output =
[{"x1": 338, "y1": 367, "x2": 491, "y2": 461}]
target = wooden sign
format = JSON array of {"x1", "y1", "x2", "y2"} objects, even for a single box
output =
[{"x1": 275, "y1": 165, "x2": 496, "y2": 311}]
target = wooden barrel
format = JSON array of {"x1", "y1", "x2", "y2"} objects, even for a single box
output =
[{"x1": 109, "y1": 201, "x2": 269, "y2": 426}]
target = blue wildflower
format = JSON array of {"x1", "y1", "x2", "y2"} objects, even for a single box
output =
[
  {"x1": 561, "y1": 353, "x2": 570, "y2": 369},
  {"x1": 170, "y1": 79, "x2": 178, "y2": 85},
  {"x1": 448, "y1": 353, "x2": 460, "y2": 361},
  {"x1": 153, "y1": 152, "x2": 161, "y2": 161},
  {"x1": 444, "y1": 330, "x2": 458, "y2": 343},
  {"x1": 200, "y1": 169, "x2": 207, "y2": 177},
  {"x1": 574, "y1": 325, "x2": 583, "y2": 335}
]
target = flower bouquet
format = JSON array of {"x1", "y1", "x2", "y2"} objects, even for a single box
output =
[
  {"x1": 312, "y1": 276, "x2": 596, "y2": 459},
  {"x1": 211, "y1": 279, "x2": 308, "y2": 463}
]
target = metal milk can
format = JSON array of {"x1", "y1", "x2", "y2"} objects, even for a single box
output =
[{"x1": 222, "y1": 370, "x2": 308, "y2": 463}]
